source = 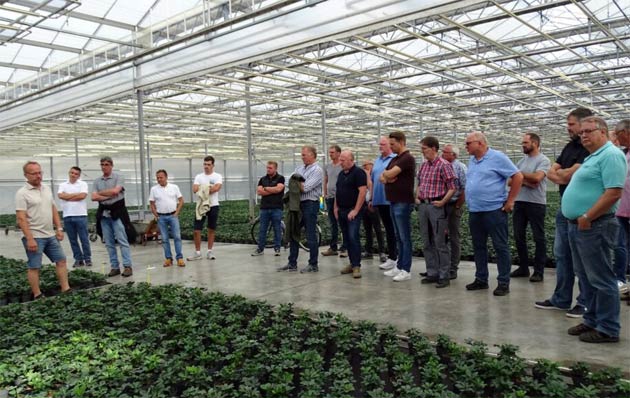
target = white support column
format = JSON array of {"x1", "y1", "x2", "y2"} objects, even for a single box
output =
[
  {"x1": 246, "y1": 85, "x2": 255, "y2": 220},
  {"x1": 137, "y1": 90, "x2": 147, "y2": 218}
]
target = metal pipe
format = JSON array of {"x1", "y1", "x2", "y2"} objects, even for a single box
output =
[
  {"x1": 137, "y1": 90, "x2": 147, "y2": 218},
  {"x1": 246, "y1": 85, "x2": 255, "y2": 220}
]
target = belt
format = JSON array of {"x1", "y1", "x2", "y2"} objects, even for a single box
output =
[
  {"x1": 419, "y1": 196, "x2": 444, "y2": 204},
  {"x1": 568, "y1": 213, "x2": 614, "y2": 224},
  {"x1": 158, "y1": 211, "x2": 176, "y2": 216}
]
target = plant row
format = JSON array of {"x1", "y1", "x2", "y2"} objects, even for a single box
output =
[
  {"x1": 0, "y1": 256, "x2": 108, "y2": 305},
  {"x1": 0, "y1": 283, "x2": 627, "y2": 398}
]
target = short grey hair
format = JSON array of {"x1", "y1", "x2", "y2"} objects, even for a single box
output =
[
  {"x1": 443, "y1": 143, "x2": 459, "y2": 156},
  {"x1": 468, "y1": 131, "x2": 488, "y2": 145},
  {"x1": 580, "y1": 116, "x2": 608, "y2": 132}
]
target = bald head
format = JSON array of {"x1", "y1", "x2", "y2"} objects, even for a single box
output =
[
  {"x1": 339, "y1": 150, "x2": 355, "y2": 171},
  {"x1": 465, "y1": 131, "x2": 488, "y2": 158}
]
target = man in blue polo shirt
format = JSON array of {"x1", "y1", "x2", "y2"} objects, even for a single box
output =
[
  {"x1": 563, "y1": 116, "x2": 626, "y2": 343},
  {"x1": 335, "y1": 150, "x2": 367, "y2": 279},
  {"x1": 464, "y1": 131, "x2": 523, "y2": 296}
]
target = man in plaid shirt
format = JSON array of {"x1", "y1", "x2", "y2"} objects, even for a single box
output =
[{"x1": 416, "y1": 136, "x2": 457, "y2": 288}]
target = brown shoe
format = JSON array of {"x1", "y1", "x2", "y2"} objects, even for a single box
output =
[
  {"x1": 163, "y1": 258, "x2": 173, "y2": 267},
  {"x1": 107, "y1": 268, "x2": 121, "y2": 277},
  {"x1": 122, "y1": 267, "x2": 133, "y2": 277},
  {"x1": 353, "y1": 267, "x2": 361, "y2": 279},
  {"x1": 177, "y1": 259, "x2": 186, "y2": 267},
  {"x1": 340, "y1": 265, "x2": 353, "y2": 274},
  {"x1": 568, "y1": 323, "x2": 594, "y2": 336},
  {"x1": 322, "y1": 248, "x2": 338, "y2": 256}
]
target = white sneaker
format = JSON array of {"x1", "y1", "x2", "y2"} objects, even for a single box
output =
[
  {"x1": 393, "y1": 270, "x2": 411, "y2": 282},
  {"x1": 618, "y1": 280, "x2": 629, "y2": 294},
  {"x1": 379, "y1": 258, "x2": 397, "y2": 270},
  {"x1": 384, "y1": 268, "x2": 401, "y2": 277},
  {"x1": 187, "y1": 253, "x2": 202, "y2": 261},
  {"x1": 207, "y1": 251, "x2": 216, "y2": 260}
]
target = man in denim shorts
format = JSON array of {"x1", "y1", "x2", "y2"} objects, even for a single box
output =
[{"x1": 16, "y1": 161, "x2": 71, "y2": 299}]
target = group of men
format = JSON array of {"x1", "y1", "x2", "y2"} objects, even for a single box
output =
[
  {"x1": 15, "y1": 155, "x2": 225, "y2": 299},
  {"x1": 16, "y1": 107, "x2": 629, "y2": 343}
]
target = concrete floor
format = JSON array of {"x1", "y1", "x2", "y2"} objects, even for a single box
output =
[{"x1": 2, "y1": 231, "x2": 629, "y2": 374}]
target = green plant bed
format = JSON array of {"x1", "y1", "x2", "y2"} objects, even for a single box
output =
[
  {"x1": 0, "y1": 256, "x2": 108, "y2": 305},
  {"x1": 0, "y1": 284, "x2": 627, "y2": 397},
  {"x1": 0, "y1": 192, "x2": 562, "y2": 265}
]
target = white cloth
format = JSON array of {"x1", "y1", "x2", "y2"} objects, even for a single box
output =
[
  {"x1": 193, "y1": 172, "x2": 222, "y2": 207},
  {"x1": 57, "y1": 180, "x2": 89, "y2": 217},
  {"x1": 149, "y1": 183, "x2": 182, "y2": 214},
  {"x1": 195, "y1": 183, "x2": 212, "y2": 220}
]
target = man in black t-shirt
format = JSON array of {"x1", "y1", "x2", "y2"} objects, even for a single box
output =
[
  {"x1": 252, "y1": 161, "x2": 285, "y2": 256},
  {"x1": 335, "y1": 150, "x2": 367, "y2": 278},
  {"x1": 535, "y1": 107, "x2": 592, "y2": 317},
  {"x1": 380, "y1": 131, "x2": 416, "y2": 282}
]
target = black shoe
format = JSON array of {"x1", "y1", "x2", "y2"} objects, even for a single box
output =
[
  {"x1": 510, "y1": 267, "x2": 530, "y2": 277},
  {"x1": 466, "y1": 279, "x2": 489, "y2": 291},
  {"x1": 436, "y1": 279, "x2": 450, "y2": 288},
  {"x1": 568, "y1": 323, "x2": 594, "y2": 336},
  {"x1": 420, "y1": 276, "x2": 439, "y2": 284},
  {"x1": 61, "y1": 288, "x2": 74, "y2": 295},
  {"x1": 449, "y1": 271, "x2": 457, "y2": 280},
  {"x1": 419, "y1": 272, "x2": 428, "y2": 277},
  {"x1": 529, "y1": 273, "x2": 543, "y2": 282},
  {"x1": 578, "y1": 330, "x2": 619, "y2": 343},
  {"x1": 84, "y1": 261, "x2": 92, "y2": 267},
  {"x1": 108, "y1": 268, "x2": 121, "y2": 277},
  {"x1": 277, "y1": 264, "x2": 297, "y2": 272},
  {"x1": 300, "y1": 265, "x2": 319, "y2": 273},
  {"x1": 493, "y1": 283, "x2": 510, "y2": 296},
  {"x1": 33, "y1": 293, "x2": 46, "y2": 300}
]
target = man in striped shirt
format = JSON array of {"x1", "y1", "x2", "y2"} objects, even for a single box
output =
[
  {"x1": 277, "y1": 145, "x2": 324, "y2": 273},
  {"x1": 416, "y1": 136, "x2": 457, "y2": 288}
]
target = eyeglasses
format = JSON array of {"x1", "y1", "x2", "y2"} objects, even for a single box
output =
[
  {"x1": 26, "y1": 171, "x2": 42, "y2": 175},
  {"x1": 465, "y1": 140, "x2": 480, "y2": 146},
  {"x1": 579, "y1": 129, "x2": 600, "y2": 135},
  {"x1": 100, "y1": 163, "x2": 112, "y2": 166}
]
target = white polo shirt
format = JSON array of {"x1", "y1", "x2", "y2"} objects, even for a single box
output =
[
  {"x1": 149, "y1": 183, "x2": 183, "y2": 214},
  {"x1": 58, "y1": 180, "x2": 89, "y2": 217}
]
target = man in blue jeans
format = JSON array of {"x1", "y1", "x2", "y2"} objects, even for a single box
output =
[
  {"x1": 16, "y1": 161, "x2": 72, "y2": 299},
  {"x1": 464, "y1": 131, "x2": 523, "y2": 296},
  {"x1": 149, "y1": 169, "x2": 185, "y2": 267},
  {"x1": 322, "y1": 145, "x2": 347, "y2": 258},
  {"x1": 92, "y1": 156, "x2": 134, "y2": 277},
  {"x1": 335, "y1": 150, "x2": 367, "y2": 279},
  {"x1": 380, "y1": 131, "x2": 416, "y2": 282},
  {"x1": 535, "y1": 107, "x2": 592, "y2": 317},
  {"x1": 252, "y1": 161, "x2": 285, "y2": 256},
  {"x1": 277, "y1": 145, "x2": 323, "y2": 273},
  {"x1": 58, "y1": 166, "x2": 92, "y2": 267},
  {"x1": 562, "y1": 116, "x2": 626, "y2": 343}
]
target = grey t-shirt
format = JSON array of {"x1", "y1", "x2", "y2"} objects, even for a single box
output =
[
  {"x1": 325, "y1": 162, "x2": 342, "y2": 198},
  {"x1": 515, "y1": 153, "x2": 551, "y2": 205},
  {"x1": 93, "y1": 172, "x2": 125, "y2": 217}
]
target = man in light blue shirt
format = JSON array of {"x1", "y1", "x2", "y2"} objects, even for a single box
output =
[
  {"x1": 562, "y1": 117, "x2": 626, "y2": 343},
  {"x1": 372, "y1": 136, "x2": 398, "y2": 270},
  {"x1": 464, "y1": 132, "x2": 523, "y2": 296}
]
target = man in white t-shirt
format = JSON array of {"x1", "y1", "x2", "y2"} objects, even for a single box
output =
[
  {"x1": 58, "y1": 166, "x2": 92, "y2": 267},
  {"x1": 149, "y1": 169, "x2": 185, "y2": 267},
  {"x1": 187, "y1": 156, "x2": 223, "y2": 261}
]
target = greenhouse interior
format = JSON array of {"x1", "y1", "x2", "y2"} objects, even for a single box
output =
[{"x1": 1, "y1": 0, "x2": 629, "y2": 396}]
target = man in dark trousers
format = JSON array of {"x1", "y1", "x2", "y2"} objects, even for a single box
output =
[
  {"x1": 535, "y1": 107, "x2": 593, "y2": 317},
  {"x1": 335, "y1": 150, "x2": 367, "y2": 279},
  {"x1": 252, "y1": 161, "x2": 285, "y2": 256}
]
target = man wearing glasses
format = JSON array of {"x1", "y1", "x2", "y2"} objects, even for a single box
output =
[
  {"x1": 562, "y1": 117, "x2": 626, "y2": 343},
  {"x1": 464, "y1": 132, "x2": 523, "y2": 296},
  {"x1": 535, "y1": 107, "x2": 592, "y2": 318},
  {"x1": 16, "y1": 161, "x2": 71, "y2": 299},
  {"x1": 92, "y1": 156, "x2": 134, "y2": 277},
  {"x1": 441, "y1": 144, "x2": 467, "y2": 280}
]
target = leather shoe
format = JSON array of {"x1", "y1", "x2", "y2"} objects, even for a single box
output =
[
  {"x1": 420, "y1": 276, "x2": 438, "y2": 284},
  {"x1": 510, "y1": 267, "x2": 530, "y2": 277}
]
